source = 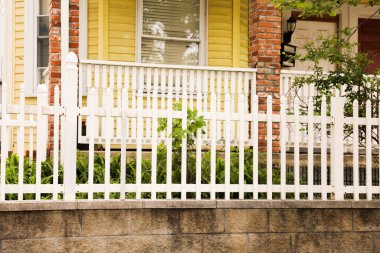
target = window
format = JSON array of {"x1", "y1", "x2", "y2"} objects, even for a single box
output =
[
  {"x1": 37, "y1": 0, "x2": 49, "y2": 83},
  {"x1": 25, "y1": 0, "x2": 49, "y2": 95},
  {"x1": 138, "y1": 0, "x2": 206, "y2": 66}
]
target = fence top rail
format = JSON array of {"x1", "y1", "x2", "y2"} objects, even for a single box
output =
[
  {"x1": 281, "y1": 69, "x2": 324, "y2": 76},
  {"x1": 281, "y1": 69, "x2": 380, "y2": 79},
  {"x1": 79, "y1": 59, "x2": 258, "y2": 73}
]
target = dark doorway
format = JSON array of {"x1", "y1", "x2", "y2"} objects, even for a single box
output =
[{"x1": 359, "y1": 18, "x2": 380, "y2": 74}]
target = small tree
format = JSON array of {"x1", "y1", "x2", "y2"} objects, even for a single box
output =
[
  {"x1": 288, "y1": 28, "x2": 380, "y2": 145},
  {"x1": 271, "y1": 0, "x2": 380, "y2": 18}
]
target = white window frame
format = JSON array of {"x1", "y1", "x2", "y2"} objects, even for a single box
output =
[
  {"x1": 136, "y1": 0, "x2": 208, "y2": 66},
  {"x1": 0, "y1": 0, "x2": 4, "y2": 82},
  {"x1": 25, "y1": 0, "x2": 49, "y2": 96},
  {"x1": 79, "y1": 0, "x2": 88, "y2": 60}
]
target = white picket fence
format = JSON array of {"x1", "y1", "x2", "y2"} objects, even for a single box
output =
[{"x1": 0, "y1": 53, "x2": 379, "y2": 201}]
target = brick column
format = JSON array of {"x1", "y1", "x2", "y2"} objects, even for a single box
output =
[
  {"x1": 249, "y1": 0, "x2": 282, "y2": 152},
  {"x1": 48, "y1": 0, "x2": 80, "y2": 150}
]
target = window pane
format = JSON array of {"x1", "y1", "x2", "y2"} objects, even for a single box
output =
[
  {"x1": 39, "y1": 0, "x2": 49, "y2": 16},
  {"x1": 38, "y1": 16, "x2": 49, "y2": 37},
  {"x1": 142, "y1": 39, "x2": 199, "y2": 65},
  {"x1": 143, "y1": 0, "x2": 200, "y2": 39},
  {"x1": 37, "y1": 67, "x2": 48, "y2": 84},
  {"x1": 37, "y1": 38, "x2": 49, "y2": 68}
]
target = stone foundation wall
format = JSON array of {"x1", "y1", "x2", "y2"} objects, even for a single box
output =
[{"x1": 0, "y1": 201, "x2": 379, "y2": 252}]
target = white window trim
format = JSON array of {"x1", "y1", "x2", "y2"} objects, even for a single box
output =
[
  {"x1": 25, "y1": 1, "x2": 49, "y2": 96},
  {"x1": 0, "y1": 0, "x2": 4, "y2": 82},
  {"x1": 135, "y1": 0, "x2": 208, "y2": 66},
  {"x1": 79, "y1": 0, "x2": 88, "y2": 60},
  {"x1": 24, "y1": 0, "x2": 38, "y2": 96}
]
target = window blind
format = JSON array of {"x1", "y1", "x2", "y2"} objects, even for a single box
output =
[{"x1": 141, "y1": 0, "x2": 201, "y2": 65}]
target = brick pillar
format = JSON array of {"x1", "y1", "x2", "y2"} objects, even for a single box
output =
[
  {"x1": 48, "y1": 0, "x2": 80, "y2": 150},
  {"x1": 249, "y1": 0, "x2": 282, "y2": 152}
]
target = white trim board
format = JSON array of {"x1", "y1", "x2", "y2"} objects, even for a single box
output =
[
  {"x1": 24, "y1": 0, "x2": 37, "y2": 96},
  {"x1": 0, "y1": 0, "x2": 4, "y2": 82},
  {"x1": 79, "y1": 0, "x2": 88, "y2": 60}
]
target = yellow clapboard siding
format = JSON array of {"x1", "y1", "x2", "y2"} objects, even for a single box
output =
[
  {"x1": 108, "y1": 0, "x2": 135, "y2": 62},
  {"x1": 240, "y1": 0, "x2": 249, "y2": 67},
  {"x1": 88, "y1": 0, "x2": 99, "y2": 59},
  {"x1": 208, "y1": 0, "x2": 233, "y2": 67},
  {"x1": 88, "y1": 0, "x2": 135, "y2": 62}
]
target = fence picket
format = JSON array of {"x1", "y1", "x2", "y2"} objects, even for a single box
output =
[
  {"x1": 253, "y1": 95, "x2": 259, "y2": 200},
  {"x1": 225, "y1": 93, "x2": 231, "y2": 200},
  {"x1": 181, "y1": 70, "x2": 188, "y2": 200},
  {"x1": 307, "y1": 97, "x2": 314, "y2": 200},
  {"x1": 267, "y1": 96, "x2": 273, "y2": 200},
  {"x1": 87, "y1": 88, "x2": 97, "y2": 200},
  {"x1": 164, "y1": 69, "x2": 174, "y2": 200},
  {"x1": 330, "y1": 97, "x2": 345, "y2": 200},
  {"x1": 280, "y1": 96, "x2": 287, "y2": 200},
  {"x1": 36, "y1": 84, "x2": 48, "y2": 200},
  {"x1": 239, "y1": 93, "x2": 245, "y2": 199},
  {"x1": 294, "y1": 97, "x2": 300, "y2": 200},
  {"x1": 366, "y1": 100, "x2": 372, "y2": 200},
  {"x1": 104, "y1": 88, "x2": 112, "y2": 200},
  {"x1": 151, "y1": 88, "x2": 160, "y2": 199},
  {"x1": 210, "y1": 93, "x2": 217, "y2": 200},
  {"x1": 53, "y1": 86, "x2": 60, "y2": 201},
  {"x1": 18, "y1": 84, "x2": 25, "y2": 200},
  {"x1": 321, "y1": 96, "x2": 328, "y2": 200},
  {"x1": 88, "y1": 88, "x2": 96, "y2": 200},
  {"x1": 29, "y1": 114, "x2": 34, "y2": 164},
  {"x1": 120, "y1": 88, "x2": 127, "y2": 200},
  {"x1": 195, "y1": 72, "x2": 203, "y2": 200},
  {"x1": 353, "y1": 100, "x2": 359, "y2": 201},
  {"x1": 136, "y1": 89, "x2": 143, "y2": 200}
]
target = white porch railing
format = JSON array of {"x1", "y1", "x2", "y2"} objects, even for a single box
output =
[
  {"x1": 0, "y1": 54, "x2": 379, "y2": 201},
  {"x1": 78, "y1": 60, "x2": 257, "y2": 146}
]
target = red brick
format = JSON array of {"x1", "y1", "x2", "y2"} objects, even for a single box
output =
[{"x1": 249, "y1": 0, "x2": 282, "y2": 152}]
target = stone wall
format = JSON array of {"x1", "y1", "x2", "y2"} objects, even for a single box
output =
[{"x1": 0, "y1": 201, "x2": 379, "y2": 252}]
